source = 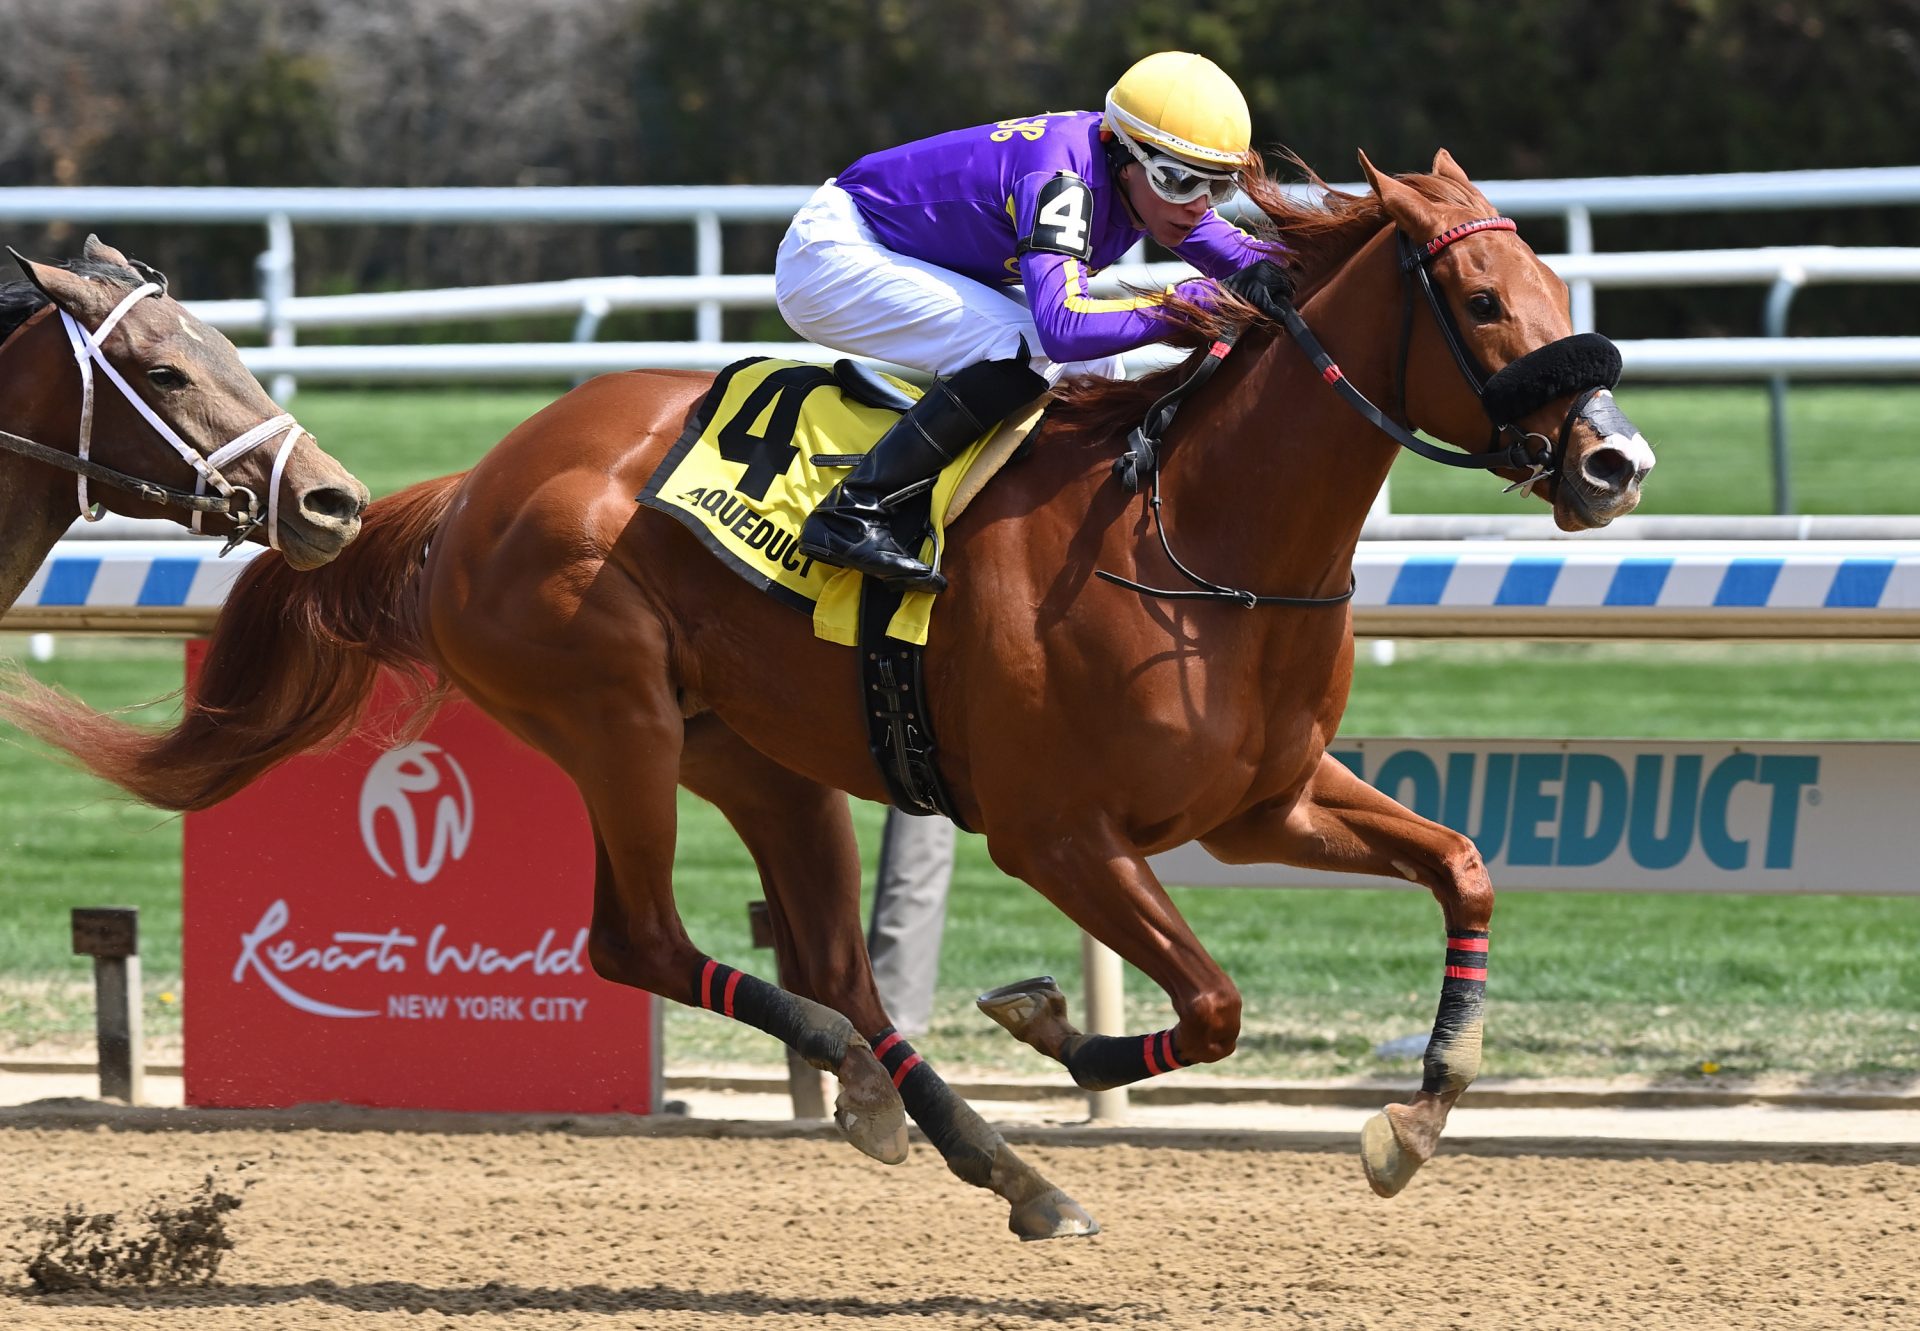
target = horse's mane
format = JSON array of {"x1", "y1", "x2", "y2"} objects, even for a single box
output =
[
  {"x1": 1046, "y1": 155, "x2": 1485, "y2": 447},
  {"x1": 0, "y1": 256, "x2": 146, "y2": 344}
]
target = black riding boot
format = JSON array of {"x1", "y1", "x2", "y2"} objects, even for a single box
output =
[{"x1": 799, "y1": 356, "x2": 1047, "y2": 593}]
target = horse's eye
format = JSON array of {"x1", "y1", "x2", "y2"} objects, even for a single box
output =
[
  {"x1": 147, "y1": 366, "x2": 190, "y2": 391},
  {"x1": 1466, "y1": 292, "x2": 1500, "y2": 322}
]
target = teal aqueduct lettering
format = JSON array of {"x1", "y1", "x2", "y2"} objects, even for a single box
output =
[{"x1": 1342, "y1": 749, "x2": 1819, "y2": 872}]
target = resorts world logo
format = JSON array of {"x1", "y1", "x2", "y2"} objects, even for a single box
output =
[{"x1": 358, "y1": 741, "x2": 475, "y2": 883}]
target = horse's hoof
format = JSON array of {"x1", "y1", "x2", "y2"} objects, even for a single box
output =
[
  {"x1": 1360, "y1": 1107, "x2": 1426, "y2": 1198},
  {"x1": 833, "y1": 1047, "x2": 909, "y2": 1166},
  {"x1": 976, "y1": 976, "x2": 1069, "y2": 1044},
  {"x1": 1009, "y1": 1187, "x2": 1100, "y2": 1242}
]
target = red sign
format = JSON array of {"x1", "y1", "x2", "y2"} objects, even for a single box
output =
[{"x1": 182, "y1": 640, "x2": 657, "y2": 1113}]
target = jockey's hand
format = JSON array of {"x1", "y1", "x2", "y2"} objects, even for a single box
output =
[{"x1": 1221, "y1": 259, "x2": 1296, "y2": 321}]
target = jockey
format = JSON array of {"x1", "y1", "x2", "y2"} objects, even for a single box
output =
[{"x1": 775, "y1": 50, "x2": 1294, "y2": 593}]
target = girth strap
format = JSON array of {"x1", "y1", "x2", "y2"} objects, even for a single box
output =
[{"x1": 857, "y1": 576, "x2": 970, "y2": 830}]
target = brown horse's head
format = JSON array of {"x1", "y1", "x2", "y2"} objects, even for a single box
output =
[
  {"x1": 1356, "y1": 150, "x2": 1654, "y2": 530},
  {"x1": 9, "y1": 237, "x2": 368, "y2": 567}
]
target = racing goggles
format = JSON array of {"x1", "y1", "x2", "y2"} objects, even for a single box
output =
[{"x1": 1113, "y1": 125, "x2": 1240, "y2": 205}]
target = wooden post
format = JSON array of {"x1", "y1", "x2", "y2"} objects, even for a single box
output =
[
  {"x1": 1081, "y1": 932, "x2": 1128, "y2": 1122},
  {"x1": 746, "y1": 900, "x2": 829, "y2": 1119},
  {"x1": 70, "y1": 908, "x2": 143, "y2": 1105}
]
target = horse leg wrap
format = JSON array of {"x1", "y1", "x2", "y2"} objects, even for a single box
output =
[
  {"x1": 869, "y1": 1026, "x2": 997, "y2": 1186},
  {"x1": 1421, "y1": 931, "x2": 1488, "y2": 1095},
  {"x1": 1060, "y1": 1027, "x2": 1187, "y2": 1092},
  {"x1": 865, "y1": 1025, "x2": 1096, "y2": 1239},
  {"x1": 693, "y1": 958, "x2": 858, "y2": 1069}
]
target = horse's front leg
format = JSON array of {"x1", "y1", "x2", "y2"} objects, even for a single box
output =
[
  {"x1": 980, "y1": 822, "x2": 1243, "y2": 1091},
  {"x1": 1203, "y1": 750, "x2": 1493, "y2": 1199}
]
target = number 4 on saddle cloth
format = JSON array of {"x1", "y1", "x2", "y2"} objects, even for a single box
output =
[{"x1": 639, "y1": 357, "x2": 1045, "y2": 648}]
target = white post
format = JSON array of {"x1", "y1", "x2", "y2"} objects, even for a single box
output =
[
  {"x1": 694, "y1": 211, "x2": 723, "y2": 344},
  {"x1": 1565, "y1": 205, "x2": 1595, "y2": 334},
  {"x1": 1080, "y1": 932, "x2": 1127, "y2": 1122},
  {"x1": 260, "y1": 212, "x2": 298, "y2": 402}
]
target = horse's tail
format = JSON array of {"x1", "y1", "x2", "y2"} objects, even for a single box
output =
[{"x1": 0, "y1": 474, "x2": 464, "y2": 811}]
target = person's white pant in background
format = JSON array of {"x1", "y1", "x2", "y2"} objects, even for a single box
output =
[
  {"x1": 865, "y1": 809, "x2": 955, "y2": 1038},
  {"x1": 775, "y1": 181, "x2": 1123, "y2": 384}
]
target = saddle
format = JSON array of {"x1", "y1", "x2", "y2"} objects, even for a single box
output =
[{"x1": 639, "y1": 356, "x2": 1046, "y2": 823}]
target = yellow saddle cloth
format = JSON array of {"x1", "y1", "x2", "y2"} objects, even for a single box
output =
[{"x1": 639, "y1": 358, "x2": 1041, "y2": 645}]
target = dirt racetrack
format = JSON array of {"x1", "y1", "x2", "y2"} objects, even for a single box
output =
[{"x1": 0, "y1": 1117, "x2": 1914, "y2": 1330}]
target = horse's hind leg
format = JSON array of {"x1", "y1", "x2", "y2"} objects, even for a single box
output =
[
  {"x1": 1202, "y1": 751, "x2": 1494, "y2": 1199},
  {"x1": 520, "y1": 680, "x2": 905, "y2": 1165},
  {"x1": 679, "y1": 718, "x2": 1098, "y2": 1241}
]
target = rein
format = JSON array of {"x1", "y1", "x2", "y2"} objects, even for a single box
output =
[
  {"x1": 1100, "y1": 215, "x2": 1623, "y2": 608},
  {"x1": 1100, "y1": 330, "x2": 1356, "y2": 609},
  {"x1": 0, "y1": 284, "x2": 309, "y2": 553}
]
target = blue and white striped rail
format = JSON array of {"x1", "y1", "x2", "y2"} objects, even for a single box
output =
[
  {"x1": 1354, "y1": 539, "x2": 1920, "y2": 638},
  {"x1": 7, "y1": 538, "x2": 1920, "y2": 639},
  {"x1": 7, "y1": 541, "x2": 262, "y2": 634}
]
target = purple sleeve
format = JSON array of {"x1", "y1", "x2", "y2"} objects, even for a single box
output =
[
  {"x1": 1173, "y1": 211, "x2": 1283, "y2": 281},
  {"x1": 1018, "y1": 250, "x2": 1209, "y2": 363}
]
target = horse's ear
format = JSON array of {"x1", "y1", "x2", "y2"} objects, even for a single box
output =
[
  {"x1": 1430, "y1": 149, "x2": 1472, "y2": 186},
  {"x1": 1356, "y1": 149, "x2": 1389, "y2": 195},
  {"x1": 82, "y1": 234, "x2": 134, "y2": 270},
  {"x1": 9, "y1": 248, "x2": 122, "y2": 327},
  {"x1": 1357, "y1": 150, "x2": 1435, "y2": 231}
]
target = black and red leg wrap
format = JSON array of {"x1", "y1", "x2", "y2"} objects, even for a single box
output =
[
  {"x1": 868, "y1": 1025, "x2": 927, "y2": 1091},
  {"x1": 1422, "y1": 930, "x2": 1489, "y2": 1094},
  {"x1": 1063, "y1": 1028, "x2": 1187, "y2": 1092},
  {"x1": 692, "y1": 957, "x2": 845, "y2": 1067},
  {"x1": 866, "y1": 1025, "x2": 998, "y2": 1188}
]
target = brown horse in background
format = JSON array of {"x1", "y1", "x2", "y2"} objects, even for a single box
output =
[
  {"x1": 1, "y1": 154, "x2": 1653, "y2": 1239},
  {"x1": 0, "y1": 237, "x2": 368, "y2": 606}
]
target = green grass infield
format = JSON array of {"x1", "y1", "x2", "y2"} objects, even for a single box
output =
[{"x1": 2, "y1": 384, "x2": 1917, "y2": 1087}]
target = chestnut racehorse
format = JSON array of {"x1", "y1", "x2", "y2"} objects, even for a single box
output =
[
  {"x1": 1, "y1": 155, "x2": 1653, "y2": 1239},
  {"x1": 0, "y1": 237, "x2": 369, "y2": 605}
]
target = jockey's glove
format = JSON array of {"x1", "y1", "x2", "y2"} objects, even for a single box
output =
[{"x1": 1220, "y1": 259, "x2": 1297, "y2": 321}]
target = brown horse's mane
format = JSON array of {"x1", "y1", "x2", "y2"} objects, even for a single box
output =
[{"x1": 1046, "y1": 154, "x2": 1485, "y2": 449}]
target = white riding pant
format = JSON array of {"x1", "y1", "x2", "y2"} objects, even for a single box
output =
[{"x1": 774, "y1": 181, "x2": 1125, "y2": 384}]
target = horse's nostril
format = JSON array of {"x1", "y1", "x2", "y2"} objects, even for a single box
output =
[
  {"x1": 300, "y1": 485, "x2": 367, "y2": 525},
  {"x1": 1583, "y1": 448, "x2": 1633, "y2": 490}
]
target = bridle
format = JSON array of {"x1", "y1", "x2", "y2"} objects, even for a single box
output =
[
  {"x1": 1381, "y1": 216, "x2": 1623, "y2": 497},
  {"x1": 0, "y1": 280, "x2": 308, "y2": 553},
  {"x1": 1101, "y1": 215, "x2": 1624, "y2": 607}
]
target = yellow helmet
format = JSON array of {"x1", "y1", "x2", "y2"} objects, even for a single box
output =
[{"x1": 1104, "y1": 51, "x2": 1251, "y2": 171}]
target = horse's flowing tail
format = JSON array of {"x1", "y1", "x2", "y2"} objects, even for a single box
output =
[{"x1": 0, "y1": 474, "x2": 464, "y2": 811}]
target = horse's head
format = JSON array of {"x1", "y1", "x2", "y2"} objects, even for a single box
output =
[
  {"x1": 9, "y1": 237, "x2": 369, "y2": 567},
  {"x1": 1358, "y1": 151, "x2": 1654, "y2": 530}
]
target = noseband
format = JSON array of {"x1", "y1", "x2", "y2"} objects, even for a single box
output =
[{"x1": 0, "y1": 281, "x2": 307, "y2": 552}]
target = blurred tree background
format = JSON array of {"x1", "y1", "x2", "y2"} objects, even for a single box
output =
[{"x1": 0, "y1": 0, "x2": 1915, "y2": 339}]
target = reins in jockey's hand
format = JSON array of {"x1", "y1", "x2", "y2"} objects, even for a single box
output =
[
  {"x1": 1098, "y1": 216, "x2": 1624, "y2": 610},
  {"x1": 1221, "y1": 258, "x2": 1296, "y2": 322}
]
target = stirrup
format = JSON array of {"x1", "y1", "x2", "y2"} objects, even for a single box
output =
[{"x1": 797, "y1": 513, "x2": 947, "y2": 593}]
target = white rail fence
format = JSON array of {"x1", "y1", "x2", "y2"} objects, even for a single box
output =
[{"x1": 7, "y1": 168, "x2": 1918, "y2": 513}]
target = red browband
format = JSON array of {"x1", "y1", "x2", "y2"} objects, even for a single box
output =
[{"x1": 1423, "y1": 216, "x2": 1518, "y2": 257}]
